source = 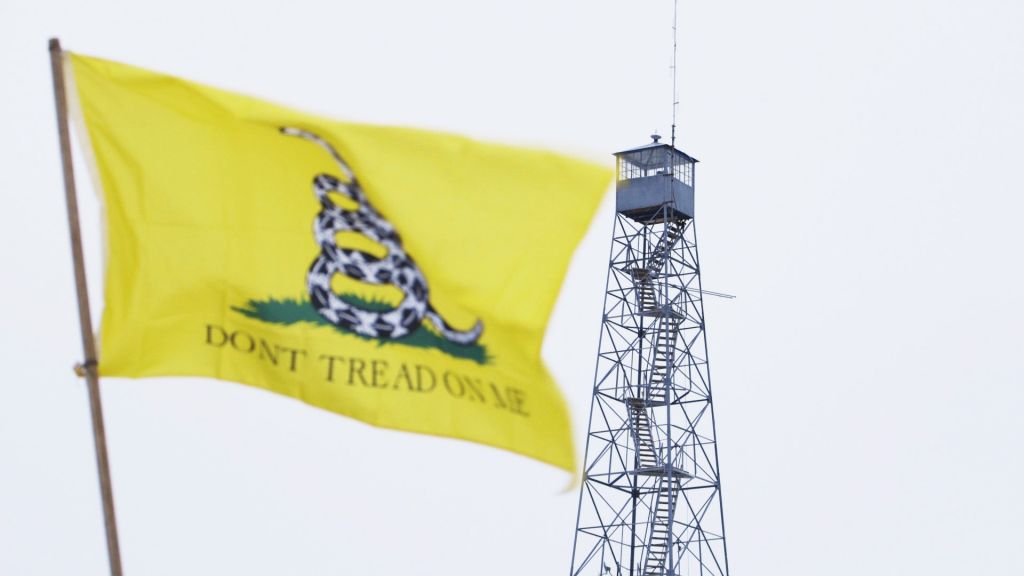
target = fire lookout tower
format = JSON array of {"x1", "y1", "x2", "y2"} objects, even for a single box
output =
[{"x1": 568, "y1": 136, "x2": 730, "y2": 576}]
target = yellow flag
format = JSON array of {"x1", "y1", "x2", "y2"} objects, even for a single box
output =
[{"x1": 67, "y1": 53, "x2": 610, "y2": 472}]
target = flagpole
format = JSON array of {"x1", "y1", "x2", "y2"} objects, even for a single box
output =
[{"x1": 48, "y1": 38, "x2": 124, "y2": 576}]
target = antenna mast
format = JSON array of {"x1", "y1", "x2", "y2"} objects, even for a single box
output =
[{"x1": 671, "y1": 0, "x2": 679, "y2": 148}]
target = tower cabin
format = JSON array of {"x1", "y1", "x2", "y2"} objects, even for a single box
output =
[{"x1": 614, "y1": 135, "x2": 697, "y2": 223}]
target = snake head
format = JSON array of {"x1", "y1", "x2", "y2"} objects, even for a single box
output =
[{"x1": 280, "y1": 126, "x2": 355, "y2": 183}]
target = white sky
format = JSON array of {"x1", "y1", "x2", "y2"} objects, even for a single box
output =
[{"x1": 2, "y1": 0, "x2": 1023, "y2": 574}]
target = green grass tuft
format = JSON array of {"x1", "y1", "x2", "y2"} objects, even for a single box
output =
[{"x1": 232, "y1": 296, "x2": 489, "y2": 365}]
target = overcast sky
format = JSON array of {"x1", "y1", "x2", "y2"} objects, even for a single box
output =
[{"x1": 2, "y1": 0, "x2": 1023, "y2": 574}]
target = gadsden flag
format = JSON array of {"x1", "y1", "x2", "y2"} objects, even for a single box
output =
[{"x1": 67, "y1": 53, "x2": 611, "y2": 471}]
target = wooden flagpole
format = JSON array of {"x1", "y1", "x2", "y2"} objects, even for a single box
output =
[{"x1": 48, "y1": 38, "x2": 125, "y2": 576}]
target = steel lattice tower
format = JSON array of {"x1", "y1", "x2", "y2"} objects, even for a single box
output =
[{"x1": 569, "y1": 137, "x2": 729, "y2": 576}]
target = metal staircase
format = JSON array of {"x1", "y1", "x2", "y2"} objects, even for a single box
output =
[
  {"x1": 627, "y1": 398, "x2": 660, "y2": 468},
  {"x1": 633, "y1": 217, "x2": 688, "y2": 574},
  {"x1": 648, "y1": 217, "x2": 685, "y2": 272},
  {"x1": 633, "y1": 268, "x2": 658, "y2": 313},
  {"x1": 648, "y1": 316, "x2": 681, "y2": 405},
  {"x1": 632, "y1": 217, "x2": 686, "y2": 314},
  {"x1": 644, "y1": 477, "x2": 682, "y2": 576}
]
